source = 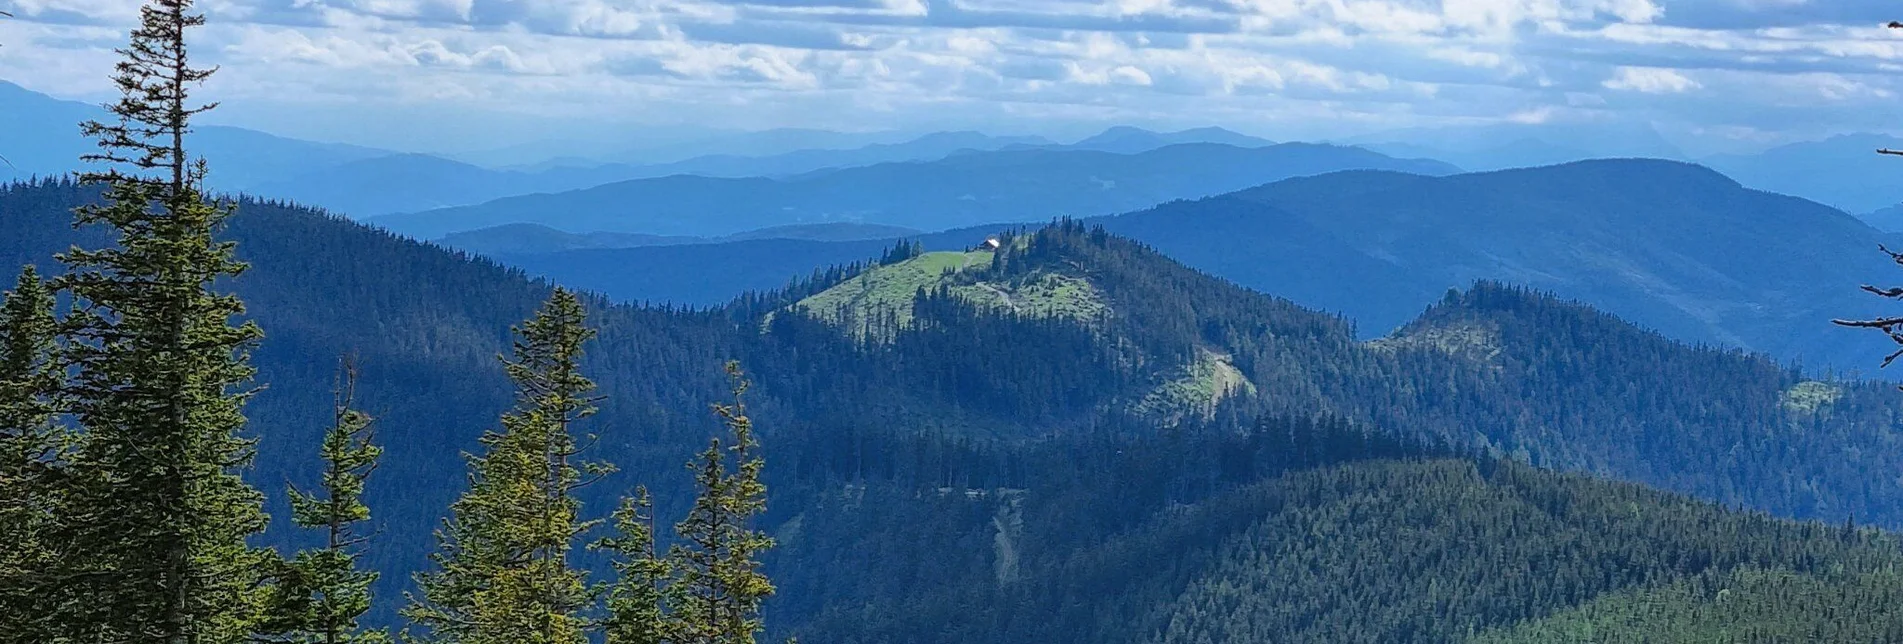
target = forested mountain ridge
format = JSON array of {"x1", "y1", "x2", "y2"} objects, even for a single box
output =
[
  {"x1": 436, "y1": 221, "x2": 925, "y2": 256},
  {"x1": 10, "y1": 179, "x2": 1903, "y2": 640},
  {"x1": 875, "y1": 223, "x2": 1903, "y2": 527},
  {"x1": 368, "y1": 142, "x2": 1461, "y2": 238},
  {"x1": 1096, "y1": 158, "x2": 1898, "y2": 370},
  {"x1": 472, "y1": 158, "x2": 1896, "y2": 372}
]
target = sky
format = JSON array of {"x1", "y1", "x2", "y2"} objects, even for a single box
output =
[{"x1": 2, "y1": 0, "x2": 1902, "y2": 156}]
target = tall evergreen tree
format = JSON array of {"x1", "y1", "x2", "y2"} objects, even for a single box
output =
[
  {"x1": 49, "y1": 0, "x2": 273, "y2": 642},
  {"x1": 405, "y1": 289, "x2": 610, "y2": 644},
  {"x1": 594, "y1": 487, "x2": 675, "y2": 644},
  {"x1": 262, "y1": 357, "x2": 387, "y2": 644},
  {"x1": 0, "y1": 266, "x2": 66, "y2": 642},
  {"x1": 669, "y1": 362, "x2": 775, "y2": 644}
]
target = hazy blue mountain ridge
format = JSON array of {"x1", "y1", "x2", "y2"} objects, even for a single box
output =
[
  {"x1": 1701, "y1": 133, "x2": 1903, "y2": 216},
  {"x1": 371, "y1": 142, "x2": 1461, "y2": 238}
]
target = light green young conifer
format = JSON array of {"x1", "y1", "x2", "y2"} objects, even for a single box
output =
[
  {"x1": 669, "y1": 362, "x2": 776, "y2": 644},
  {"x1": 406, "y1": 289, "x2": 611, "y2": 644},
  {"x1": 262, "y1": 357, "x2": 388, "y2": 644},
  {"x1": 594, "y1": 487, "x2": 676, "y2": 644}
]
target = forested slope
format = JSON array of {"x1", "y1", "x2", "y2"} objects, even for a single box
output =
[
  {"x1": 9, "y1": 178, "x2": 1903, "y2": 640},
  {"x1": 802, "y1": 455, "x2": 1903, "y2": 644},
  {"x1": 1098, "y1": 159, "x2": 1895, "y2": 369}
]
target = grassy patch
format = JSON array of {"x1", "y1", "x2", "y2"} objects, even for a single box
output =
[
  {"x1": 1367, "y1": 321, "x2": 1503, "y2": 363},
  {"x1": 1781, "y1": 381, "x2": 1843, "y2": 415},
  {"x1": 792, "y1": 250, "x2": 994, "y2": 338},
  {"x1": 1135, "y1": 349, "x2": 1255, "y2": 425},
  {"x1": 949, "y1": 273, "x2": 1107, "y2": 321},
  {"x1": 791, "y1": 250, "x2": 1108, "y2": 342}
]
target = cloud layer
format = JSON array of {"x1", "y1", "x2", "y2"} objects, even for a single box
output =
[{"x1": 4, "y1": 0, "x2": 1902, "y2": 152}]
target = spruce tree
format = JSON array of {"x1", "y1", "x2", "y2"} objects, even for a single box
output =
[
  {"x1": 594, "y1": 487, "x2": 675, "y2": 644},
  {"x1": 51, "y1": 0, "x2": 273, "y2": 641},
  {"x1": 406, "y1": 289, "x2": 609, "y2": 644},
  {"x1": 262, "y1": 357, "x2": 387, "y2": 644},
  {"x1": 669, "y1": 362, "x2": 775, "y2": 644},
  {"x1": 0, "y1": 266, "x2": 66, "y2": 642}
]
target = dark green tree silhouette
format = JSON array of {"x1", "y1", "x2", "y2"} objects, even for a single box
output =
[
  {"x1": 50, "y1": 0, "x2": 274, "y2": 641},
  {"x1": 0, "y1": 266, "x2": 66, "y2": 641}
]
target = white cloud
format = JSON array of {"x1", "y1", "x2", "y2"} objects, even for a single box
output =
[
  {"x1": 1603, "y1": 65, "x2": 1700, "y2": 92},
  {"x1": 1507, "y1": 105, "x2": 1555, "y2": 123},
  {"x1": 5, "y1": 0, "x2": 1902, "y2": 149},
  {"x1": 1779, "y1": 72, "x2": 1892, "y2": 101}
]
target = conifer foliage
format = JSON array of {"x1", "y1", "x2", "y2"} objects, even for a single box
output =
[
  {"x1": 48, "y1": 0, "x2": 275, "y2": 640},
  {"x1": 0, "y1": 266, "x2": 65, "y2": 641},
  {"x1": 595, "y1": 362, "x2": 778, "y2": 644},
  {"x1": 668, "y1": 363, "x2": 776, "y2": 644},
  {"x1": 595, "y1": 488, "x2": 673, "y2": 644},
  {"x1": 406, "y1": 288, "x2": 610, "y2": 644},
  {"x1": 262, "y1": 357, "x2": 388, "y2": 644},
  {"x1": 1, "y1": 2, "x2": 794, "y2": 641}
]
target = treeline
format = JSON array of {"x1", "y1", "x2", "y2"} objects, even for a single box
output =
[{"x1": 0, "y1": 2, "x2": 781, "y2": 643}]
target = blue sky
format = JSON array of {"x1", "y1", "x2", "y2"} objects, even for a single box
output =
[{"x1": 3, "y1": 0, "x2": 1902, "y2": 155}]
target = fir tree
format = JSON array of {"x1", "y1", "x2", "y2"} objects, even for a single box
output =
[
  {"x1": 262, "y1": 356, "x2": 387, "y2": 644},
  {"x1": 50, "y1": 0, "x2": 273, "y2": 641},
  {"x1": 670, "y1": 362, "x2": 775, "y2": 644},
  {"x1": 405, "y1": 289, "x2": 610, "y2": 644},
  {"x1": 0, "y1": 266, "x2": 66, "y2": 642},
  {"x1": 593, "y1": 487, "x2": 676, "y2": 644}
]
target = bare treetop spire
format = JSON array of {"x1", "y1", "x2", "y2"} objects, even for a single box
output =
[{"x1": 79, "y1": 0, "x2": 220, "y2": 192}]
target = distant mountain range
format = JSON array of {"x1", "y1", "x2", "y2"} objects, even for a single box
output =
[
  {"x1": 1331, "y1": 121, "x2": 1903, "y2": 225},
  {"x1": 0, "y1": 82, "x2": 1061, "y2": 216},
  {"x1": 4, "y1": 83, "x2": 1297, "y2": 219},
  {"x1": 1340, "y1": 121, "x2": 1689, "y2": 171},
  {"x1": 371, "y1": 142, "x2": 1459, "y2": 238},
  {"x1": 244, "y1": 135, "x2": 1075, "y2": 217},
  {"x1": 479, "y1": 159, "x2": 1898, "y2": 370},
  {"x1": 436, "y1": 221, "x2": 921, "y2": 255},
  {"x1": 1056, "y1": 125, "x2": 1273, "y2": 153},
  {"x1": 291, "y1": 127, "x2": 1282, "y2": 218},
  {"x1": 452, "y1": 127, "x2": 926, "y2": 168},
  {"x1": 1699, "y1": 133, "x2": 1903, "y2": 217},
  {"x1": 19, "y1": 77, "x2": 1903, "y2": 232},
  {"x1": 0, "y1": 81, "x2": 394, "y2": 190}
]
